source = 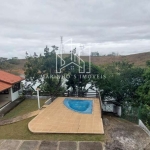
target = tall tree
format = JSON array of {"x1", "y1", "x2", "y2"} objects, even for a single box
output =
[
  {"x1": 24, "y1": 46, "x2": 64, "y2": 97},
  {"x1": 98, "y1": 61, "x2": 144, "y2": 105},
  {"x1": 137, "y1": 61, "x2": 150, "y2": 105}
]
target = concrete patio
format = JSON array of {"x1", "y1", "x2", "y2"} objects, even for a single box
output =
[{"x1": 28, "y1": 97, "x2": 104, "y2": 134}]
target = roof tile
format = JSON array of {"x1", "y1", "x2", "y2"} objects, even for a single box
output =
[
  {"x1": 0, "y1": 70, "x2": 24, "y2": 84},
  {"x1": 0, "y1": 81, "x2": 11, "y2": 91}
]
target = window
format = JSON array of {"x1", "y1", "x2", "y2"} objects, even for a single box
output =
[
  {"x1": 12, "y1": 82, "x2": 20, "y2": 93},
  {"x1": 0, "y1": 89, "x2": 9, "y2": 94}
]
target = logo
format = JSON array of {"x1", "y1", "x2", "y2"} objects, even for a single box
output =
[{"x1": 56, "y1": 39, "x2": 91, "y2": 73}]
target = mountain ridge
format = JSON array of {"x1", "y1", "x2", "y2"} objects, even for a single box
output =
[{"x1": 2, "y1": 52, "x2": 150, "y2": 75}]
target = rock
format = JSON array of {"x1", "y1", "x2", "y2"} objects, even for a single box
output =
[
  {"x1": 144, "y1": 143, "x2": 150, "y2": 150},
  {"x1": 103, "y1": 118, "x2": 110, "y2": 126},
  {"x1": 105, "y1": 140, "x2": 124, "y2": 150}
]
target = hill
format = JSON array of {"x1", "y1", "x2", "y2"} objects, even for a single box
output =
[
  {"x1": 82, "y1": 52, "x2": 150, "y2": 67},
  {"x1": 2, "y1": 52, "x2": 150, "y2": 75},
  {"x1": 61, "y1": 52, "x2": 150, "y2": 67}
]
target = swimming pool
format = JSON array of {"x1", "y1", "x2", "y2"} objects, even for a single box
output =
[{"x1": 63, "y1": 98, "x2": 93, "y2": 114}]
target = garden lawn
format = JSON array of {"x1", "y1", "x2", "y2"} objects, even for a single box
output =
[{"x1": 2, "y1": 99, "x2": 46, "y2": 120}]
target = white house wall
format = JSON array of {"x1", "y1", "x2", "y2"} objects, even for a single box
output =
[
  {"x1": 102, "y1": 103, "x2": 114, "y2": 112},
  {"x1": 10, "y1": 88, "x2": 19, "y2": 101},
  {"x1": 0, "y1": 88, "x2": 11, "y2": 101}
]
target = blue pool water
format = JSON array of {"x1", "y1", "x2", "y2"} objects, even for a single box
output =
[{"x1": 63, "y1": 98, "x2": 93, "y2": 114}]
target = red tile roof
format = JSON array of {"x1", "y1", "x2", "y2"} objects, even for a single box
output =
[
  {"x1": 0, "y1": 70, "x2": 24, "y2": 92},
  {"x1": 0, "y1": 81, "x2": 11, "y2": 91},
  {"x1": 0, "y1": 70, "x2": 24, "y2": 84}
]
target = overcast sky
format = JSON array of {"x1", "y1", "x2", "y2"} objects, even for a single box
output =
[{"x1": 0, "y1": 0, "x2": 150, "y2": 58}]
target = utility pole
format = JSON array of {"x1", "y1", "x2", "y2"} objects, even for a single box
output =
[
  {"x1": 61, "y1": 36, "x2": 64, "y2": 53},
  {"x1": 36, "y1": 88, "x2": 41, "y2": 109}
]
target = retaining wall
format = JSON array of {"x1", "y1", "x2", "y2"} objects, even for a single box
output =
[{"x1": 139, "y1": 119, "x2": 150, "y2": 137}]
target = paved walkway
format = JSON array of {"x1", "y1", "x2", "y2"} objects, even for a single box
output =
[{"x1": 0, "y1": 140, "x2": 103, "y2": 150}]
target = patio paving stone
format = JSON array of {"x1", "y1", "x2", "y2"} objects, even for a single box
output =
[
  {"x1": 79, "y1": 142, "x2": 103, "y2": 150},
  {"x1": 0, "y1": 140, "x2": 4, "y2": 145},
  {"x1": 18, "y1": 141, "x2": 40, "y2": 150},
  {"x1": 0, "y1": 140, "x2": 22, "y2": 150},
  {"x1": 39, "y1": 141, "x2": 58, "y2": 150},
  {"x1": 59, "y1": 142, "x2": 77, "y2": 150}
]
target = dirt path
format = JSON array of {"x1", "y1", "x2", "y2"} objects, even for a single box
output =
[{"x1": 103, "y1": 115, "x2": 150, "y2": 150}]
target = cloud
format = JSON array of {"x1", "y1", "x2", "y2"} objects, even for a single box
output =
[{"x1": 0, "y1": 0, "x2": 150, "y2": 58}]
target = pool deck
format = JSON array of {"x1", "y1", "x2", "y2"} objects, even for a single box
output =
[{"x1": 28, "y1": 97, "x2": 104, "y2": 134}]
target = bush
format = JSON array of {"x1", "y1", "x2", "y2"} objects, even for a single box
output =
[
  {"x1": 139, "y1": 104, "x2": 150, "y2": 130},
  {"x1": 8, "y1": 58, "x2": 19, "y2": 65}
]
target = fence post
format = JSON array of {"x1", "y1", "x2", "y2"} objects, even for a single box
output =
[
  {"x1": 36, "y1": 88, "x2": 41, "y2": 109},
  {"x1": 67, "y1": 90, "x2": 70, "y2": 97},
  {"x1": 138, "y1": 104, "x2": 142, "y2": 123},
  {"x1": 98, "y1": 90, "x2": 103, "y2": 118}
]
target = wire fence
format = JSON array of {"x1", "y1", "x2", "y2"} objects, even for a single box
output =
[{"x1": 122, "y1": 104, "x2": 150, "y2": 130}]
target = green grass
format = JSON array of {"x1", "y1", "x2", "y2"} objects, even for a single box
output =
[
  {"x1": 2, "y1": 99, "x2": 46, "y2": 120},
  {"x1": 0, "y1": 99, "x2": 105, "y2": 141},
  {"x1": 0, "y1": 118, "x2": 104, "y2": 141}
]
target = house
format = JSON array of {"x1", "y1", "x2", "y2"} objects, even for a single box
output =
[
  {"x1": 0, "y1": 70, "x2": 24, "y2": 108},
  {"x1": 91, "y1": 52, "x2": 99, "y2": 56},
  {"x1": 0, "y1": 57, "x2": 7, "y2": 62},
  {"x1": 12, "y1": 57, "x2": 18, "y2": 59}
]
